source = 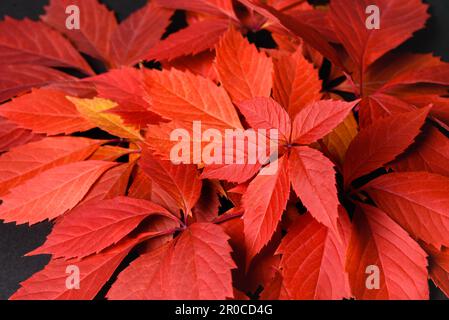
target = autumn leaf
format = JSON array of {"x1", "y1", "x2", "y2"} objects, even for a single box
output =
[
  {"x1": 29, "y1": 196, "x2": 176, "y2": 259},
  {"x1": 145, "y1": 19, "x2": 230, "y2": 62},
  {"x1": 42, "y1": 0, "x2": 117, "y2": 64},
  {"x1": 109, "y1": 2, "x2": 173, "y2": 67},
  {"x1": 0, "y1": 136, "x2": 100, "y2": 196},
  {"x1": 273, "y1": 48, "x2": 322, "y2": 118},
  {"x1": 277, "y1": 213, "x2": 351, "y2": 299},
  {"x1": 343, "y1": 107, "x2": 429, "y2": 187},
  {"x1": 0, "y1": 17, "x2": 93, "y2": 74},
  {"x1": 346, "y1": 203, "x2": 428, "y2": 299},
  {"x1": 0, "y1": 161, "x2": 116, "y2": 225},
  {"x1": 216, "y1": 27, "x2": 273, "y2": 102},
  {"x1": 364, "y1": 172, "x2": 449, "y2": 248},
  {"x1": 242, "y1": 156, "x2": 290, "y2": 262},
  {"x1": 0, "y1": 88, "x2": 94, "y2": 135},
  {"x1": 68, "y1": 96, "x2": 144, "y2": 140},
  {"x1": 107, "y1": 223, "x2": 235, "y2": 299}
]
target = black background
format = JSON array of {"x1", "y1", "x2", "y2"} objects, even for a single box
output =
[{"x1": 0, "y1": 0, "x2": 448, "y2": 300}]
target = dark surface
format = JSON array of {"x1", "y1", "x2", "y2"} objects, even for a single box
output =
[{"x1": 0, "y1": 0, "x2": 448, "y2": 300}]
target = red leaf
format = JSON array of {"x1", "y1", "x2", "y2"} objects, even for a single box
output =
[
  {"x1": 145, "y1": 19, "x2": 229, "y2": 62},
  {"x1": 81, "y1": 162, "x2": 134, "y2": 204},
  {"x1": 425, "y1": 245, "x2": 449, "y2": 298},
  {"x1": 289, "y1": 146, "x2": 339, "y2": 231},
  {"x1": 110, "y1": 2, "x2": 173, "y2": 67},
  {"x1": 239, "y1": 0, "x2": 342, "y2": 67},
  {"x1": 0, "y1": 88, "x2": 94, "y2": 135},
  {"x1": 346, "y1": 203, "x2": 428, "y2": 299},
  {"x1": 10, "y1": 237, "x2": 141, "y2": 300},
  {"x1": 144, "y1": 68, "x2": 242, "y2": 130},
  {"x1": 0, "y1": 136, "x2": 100, "y2": 196},
  {"x1": 236, "y1": 97, "x2": 291, "y2": 141},
  {"x1": 364, "y1": 172, "x2": 449, "y2": 248},
  {"x1": 0, "y1": 64, "x2": 74, "y2": 102},
  {"x1": 392, "y1": 124, "x2": 449, "y2": 178},
  {"x1": 42, "y1": 0, "x2": 117, "y2": 63},
  {"x1": 277, "y1": 213, "x2": 350, "y2": 299},
  {"x1": 216, "y1": 27, "x2": 273, "y2": 102},
  {"x1": 89, "y1": 68, "x2": 161, "y2": 128},
  {"x1": 156, "y1": 0, "x2": 237, "y2": 20},
  {"x1": 0, "y1": 17, "x2": 93, "y2": 74},
  {"x1": 140, "y1": 148, "x2": 202, "y2": 216},
  {"x1": 292, "y1": 100, "x2": 358, "y2": 145},
  {"x1": 0, "y1": 161, "x2": 116, "y2": 225},
  {"x1": 0, "y1": 117, "x2": 41, "y2": 153},
  {"x1": 30, "y1": 196, "x2": 175, "y2": 259},
  {"x1": 273, "y1": 48, "x2": 322, "y2": 118},
  {"x1": 242, "y1": 156, "x2": 290, "y2": 262},
  {"x1": 330, "y1": 0, "x2": 429, "y2": 72},
  {"x1": 343, "y1": 107, "x2": 429, "y2": 186},
  {"x1": 107, "y1": 223, "x2": 235, "y2": 299}
]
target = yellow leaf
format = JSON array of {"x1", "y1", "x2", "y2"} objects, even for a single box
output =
[
  {"x1": 68, "y1": 97, "x2": 143, "y2": 141},
  {"x1": 322, "y1": 112, "x2": 358, "y2": 166}
]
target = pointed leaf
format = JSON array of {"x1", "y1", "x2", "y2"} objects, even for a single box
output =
[
  {"x1": 0, "y1": 161, "x2": 116, "y2": 225},
  {"x1": 110, "y1": 2, "x2": 173, "y2": 67},
  {"x1": 0, "y1": 88, "x2": 94, "y2": 135},
  {"x1": 292, "y1": 100, "x2": 358, "y2": 144},
  {"x1": 343, "y1": 108, "x2": 429, "y2": 186},
  {"x1": 68, "y1": 97, "x2": 143, "y2": 140},
  {"x1": 364, "y1": 172, "x2": 449, "y2": 248},
  {"x1": 273, "y1": 48, "x2": 322, "y2": 118},
  {"x1": 0, "y1": 136, "x2": 100, "y2": 196},
  {"x1": 43, "y1": 0, "x2": 117, "y2": 63},
  {"x1": 144, "y1": 68, "x2": 242, "y2": 130},
  {"x1": 242, "y1": 156, "x2": 290, "y2": 261},
  {"x1": 30, "y1": 196, "x2": 174, "y2": 259},
  {"x1": 108, "y1": 223, "x2": 235, "y2": 299},
  {"x1": 145, "y1": 19, "x2": 229, "y2": 62},
  {"x1": 346, "y1": 203, "x2": 428, "y2": 299},
  {"x1": 0, "y1": 17, "x2": 93, "y2": 74},
  {"x1": 289, "y1": 146, "x2": 339, "y2": 231},
  {"x1": 236, "y1": 97, "x2": 291, "y2": 141},
  {"x1": 216, "y1": 28, "x2": 273, "y2": 102},
  {"x1": 278, "y1": 213, "x2": 350, "y2": 299},
  {"x1": 330, "y1": 0, "x2": 429, "y2": 71}
]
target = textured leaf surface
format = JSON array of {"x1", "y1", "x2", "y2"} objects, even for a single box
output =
[
  {"x1": 140, "y1": 148, "x2": 202, "y2": 215},
  {"x1": 31, "y1": 197, "x2": 174, "y2": 259},
  {"x1": 242, "y1": 156, "x2": 290, "y2": 261},
  {"x1": 237, "y1": 97, "x2": 291, "y2": 141},
  {"x1": 110, "y1": 2, "x2": 173, "y2": 67},
  {"x1": 0, "y1": 161, "x2": 115, "y2": 225},
  {"x1": 364, "y1": 172, "x2": 449, "y2": 248},
  {"x1": 10, "y1": 238, "x2": 139, "y2": 300},
  {"x1": 278, "y1": 213, "x2": 350, "y2": 299},
  {"x1": 108, "y1": 223, "x2": 235, "y2": 299},
  {"x1": 0, "y1": 136, "x2": 99, "y2": 196},
  {"x1": 289, "y1": 146, "x2": 339, "y2": 231},
  {"x1": 216, "y1": 28, "x2": 273, "y2": 102},
  {"x1": 43, "y1": 0, "x2": 117, "y2": 63},
  {"x1": 144, "y1": 68, "x2": 242, "y2": 130},
  {"x1": 0, "y1": 64, "x2": 74, "y2": 102},
  {"x1": 273, "y1": 48, "x2": 322, "y2": 118},
  {"x1": 343, "y1": 108, "x2": 429, "y2": 186},
  {"x1": 145, "y1": 19, "x2": 229, "y2": 62},
  {"x1": 0, "y1": 89, "x2": 94, "y2": 135},
  {"x1": 346, "y1": 203, "x2": 428, "y2": 299},
  {"x1": 0, "y1": 17, "x2": 92, "y2": 74},
  {"x1": 68, "y1": 97, "x2": 143, "y2": 140},
  {"x1": 292, "y1": 100, "x2": 357, "y2": 144},
  {"x1": 330, "y1": 0, "x2": 429, "y2": 71}
]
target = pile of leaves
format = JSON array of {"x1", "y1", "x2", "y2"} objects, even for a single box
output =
[{"x1": 1, "y1": 0, "x2": 449, "y2": 300}]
